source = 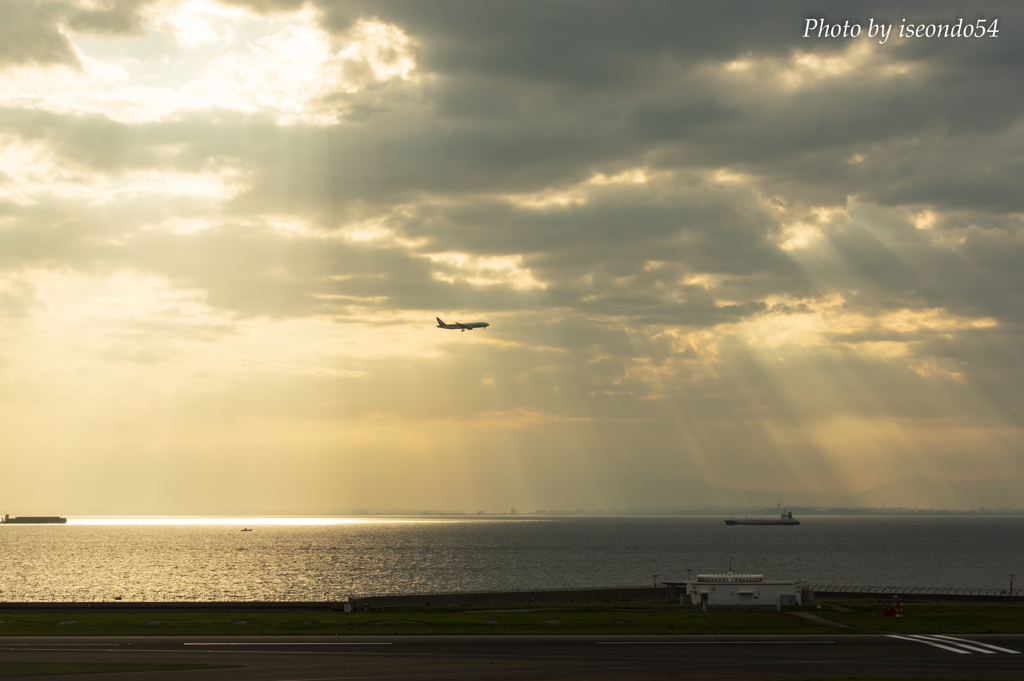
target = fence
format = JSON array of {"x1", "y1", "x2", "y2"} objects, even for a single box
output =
[
  {"x1": 348, "y1": 586, "x2": 671, "y2": 610},
  {"x1": 0, "y1": 586, "x2": 675, "y2": 613},
  {"x1": 0, "y1": 601, "x2": 350, "y2": 614},
  {"x1": 810, "y1": 585, "x2": 1021, "y2": 602}
]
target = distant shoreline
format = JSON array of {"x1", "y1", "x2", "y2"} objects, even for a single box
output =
[{"x1": 15, "y1": 509, "x2": 1023, "y2": 520}]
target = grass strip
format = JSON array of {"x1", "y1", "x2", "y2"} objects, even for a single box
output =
[
  {"x1": 810, "y1": 600, "x2": 1024, "y2": 634},
  {"x1": 0, "y1": 610, "x2": 838, "y2": 636},
  {"x1": 0, "y1": 601, "x2": 1020, "y2": 636}
]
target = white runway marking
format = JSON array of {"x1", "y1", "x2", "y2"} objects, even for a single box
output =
[
  {"x1": 887, "y1": 634, "x2": 970, "y2": 654},
  {"x1": 909, "y1": 635, "x2": 994, "y2": 654},
  {"x1": 890, "y1": 633, "x2": 1022, "y2": 655},
  {"x1": 932, "y1": 635, "x2": 1021, "y2": 654}
]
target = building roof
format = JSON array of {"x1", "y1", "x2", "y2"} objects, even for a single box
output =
[{"x1": 697, "y1": 574, "x2": 762, "y2": 583}]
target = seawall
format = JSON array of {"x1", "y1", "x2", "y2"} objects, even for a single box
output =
[
  {"x1": 1, "y1": 584, "x2": 1019, "y2": 613},
  {"x1": 0, "y1": 586, "x2": 668, "y2": 613}
]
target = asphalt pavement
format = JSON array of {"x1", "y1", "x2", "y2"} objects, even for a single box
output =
[{"x1": 1, "y1": 634, "x2": 1022, "y2": 680}]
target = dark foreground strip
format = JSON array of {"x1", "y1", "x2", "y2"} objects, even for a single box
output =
[
  {"x1": 0, "y1": 661, "x2": 232, "y2": 677},
  {"x1": 273, "y1": 655, "x2": 1014, "y2": 681},
  {"x1": 185, "y1": 642, "x2": 392, "y2": 646}
]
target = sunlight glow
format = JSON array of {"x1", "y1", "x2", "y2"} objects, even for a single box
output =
[
  {"x1": 146, "y1": 0, "x2": 249, "y2": 46},
  {"x1": 788, "y1": 42, "x2": 872, "y2": 79},
  {"x1": 738, "y1": 297, "x2": 998, "y2": 348},
  {"x1": 0, "y1": 135, "x2": 246, "y2": 205},
  {"x1": 914, "y1": 209, "x2": 938, "y2": 230},
  {"x1": 502, "y1": 167, "x2": 662, "y2": 208},
  {"x1": 0, "y1": 11, "x2": 417, "y2": 125},
  {"x1": 773, "y1": 206, "x2": 848, "y2": 251},
  {"x1": 718, "y1": 41, "x2": 915, "y2": 94},
  {"x1": 638, "y1": 295, "x2": 1000, "y2": 390},
  {"x1": 878, "y1": 308, "x2": 997, "y2": 333},
  {"x1": 337, "y1": 19, "x2": 418, "y2": 84},
  {"x1": 428, "y1": 253, "x2": 547, "y2": 291},
  {"x1": 588, "y1": 168, "x2": 651, "y2": 185},
  {"x1": 683, "y1": 273, "x2": 726, "y2": 289},
  {"x1": 711, "y1": 169, "x2": 749, "y2": 184},
  {"x1": 341, "y1": 221, "x2": 395, "y2": 242},
  {"x1": 69, "y1": 516, "x2": 431, "y2": 525}
]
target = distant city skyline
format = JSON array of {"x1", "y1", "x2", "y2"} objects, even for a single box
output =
[{"x1": 1, "y1": 1, "x2": 1022, "y2": 513}]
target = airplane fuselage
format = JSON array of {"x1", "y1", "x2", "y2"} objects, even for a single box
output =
[{"x1": 436, "y1": 317, "x2": 489, "y2": 331}]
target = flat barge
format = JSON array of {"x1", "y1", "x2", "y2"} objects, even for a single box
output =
[
  {"x1": 725, "y1": 510, "x2": 799, "y2": 526},
  {"x1": 2, "y1": 514, "x2": 67, "y2": 524}
]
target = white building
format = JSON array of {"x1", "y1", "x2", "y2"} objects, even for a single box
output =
[{"x1": 665, "y1": 571, "x2": 800, "y2": 608}]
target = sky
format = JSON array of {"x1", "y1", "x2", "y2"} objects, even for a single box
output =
[{"x1": 1, "y1": 0, "x2": 1023, "y2": 514}]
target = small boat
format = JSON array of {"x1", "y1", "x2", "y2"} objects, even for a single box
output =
[{"x1": 241, "y1": 528, "x2": 252, "y2": 532}]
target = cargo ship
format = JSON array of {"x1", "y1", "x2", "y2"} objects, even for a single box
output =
[
  {"x1": 2, "y1": 514, "x2": 67, "y2": 524},
  {"x1": 725, "y1": 510, "x2": 799, "y2": 526}
]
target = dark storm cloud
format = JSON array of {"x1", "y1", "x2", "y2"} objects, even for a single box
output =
[
  {"x1": 7, "y1": 0, "x2": 1023, "y2": 197},
  {"x1": 11, "y1": 1, "x2": 1015, "y2": 202},
  {"x1": 220, "y1": 0, "x2": 1024, "y2": 244},
  {"x1": 6, "y1": 1, "x2": 1023, "y2": 214},
  {"x1": 315, "y1": 1, "x2": 859, "y2": 83}
]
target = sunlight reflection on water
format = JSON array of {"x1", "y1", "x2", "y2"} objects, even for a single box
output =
[
  {"x1": 68, "y1": 517, "x2": 427, "y2": 526},
  {"x1": 1, "y1": 516, "x2": 1020, "y2": 601}
]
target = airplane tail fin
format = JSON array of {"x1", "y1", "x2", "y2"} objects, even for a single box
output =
[{"x1": 436, "y1": 317, "x2": 445, "y2": 326}]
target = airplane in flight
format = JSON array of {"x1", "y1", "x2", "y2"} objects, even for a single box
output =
[{"x1": 436, "y1": 317, "x2": 490, "y2": 332}]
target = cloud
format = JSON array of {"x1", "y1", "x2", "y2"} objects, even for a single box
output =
[
  {"x1": 1, "y1": 0, "x2": 1024, "y2": 511},
  {"x1": 0, "y1": 7, "x2": 419, "y2": 124},
  {"x1": 0, "y1": 0, "x2": 81, "y2": 68}
]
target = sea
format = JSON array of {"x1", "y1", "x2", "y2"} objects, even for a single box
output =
[{"x1": 0, "y1": 515, "x2": 1020, "y2": 602}]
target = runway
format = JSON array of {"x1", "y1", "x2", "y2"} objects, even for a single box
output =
[{"x1": 1, "y1": 634, "x2": 1022, "y2": 680}]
